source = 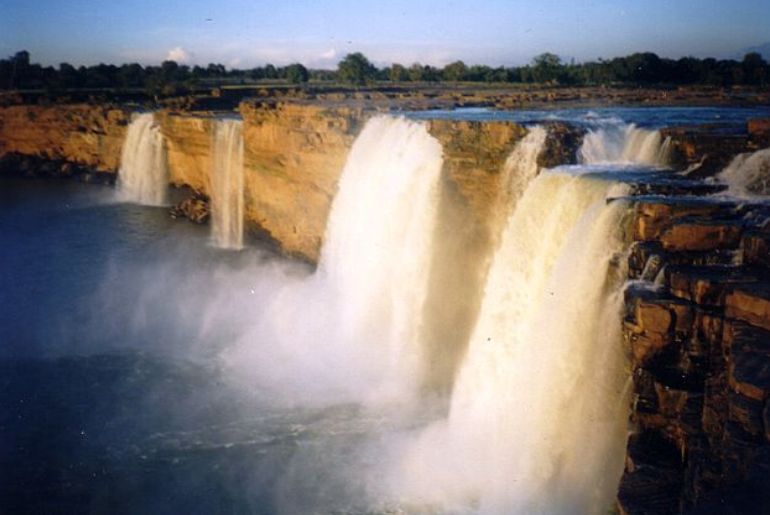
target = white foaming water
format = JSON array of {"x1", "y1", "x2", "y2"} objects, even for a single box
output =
[
  {"x1": 228, "y1": 115, "x2": 443, "y2": 404},
  {"x1": 390, "y1": 171, "x2": 631, "y2": 514},
  {"x1": 580, "y1": 122, "x2": 671, "y2": 167},
  {"x1": 718, "y1": 147, "x2": 770, "y2": 197},
  {"x1": 211, "y1": 119, "x2": 245, "y2": 249},
  {"x1": 501, "y1": 126, "x2": 548, "y2": 208},
  {"x1": 118, "y1": 113, "x2": 168, "y2": 205}
]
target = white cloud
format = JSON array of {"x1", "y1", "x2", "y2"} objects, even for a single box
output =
[
  {"x1": 320, "y1": 48, "x2": 337, "y2": 60},
  {"x1": 166, "y1": 46, "x2": 189, "y2": 63}
]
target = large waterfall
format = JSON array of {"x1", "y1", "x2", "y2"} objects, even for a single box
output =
[
  {"x1": 387, "y1": 128, "x2": 634, "y2": 514},
  {"x1": 318, "y1": 115, "x2": 443, "y2": 393},
  {"x1": 580, "y1": 122, "x2": 671, "y2": 166},
  {"x1": 211, "y1": 119, "x2": 245, "y2": 249},
  {"x1": 230, "y1": 115, "x2": 444, "y2": 403},
  {"x1": 117, "y1": 112, "x2": 168, "y2": 205}
]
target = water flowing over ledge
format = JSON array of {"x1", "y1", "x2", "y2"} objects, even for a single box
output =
[
  {"x1": 718, "y1": 146, "x2": 770, "y2": 197},
  {"x1": 580, "y1": 122, "x2": 671, "y2": 167},
  {"x1": 211, "y1": 118, "x2": 245, "y2": 250},
  {"x1": 117, "y1": 112, "x2": 168, "y2": 205}
]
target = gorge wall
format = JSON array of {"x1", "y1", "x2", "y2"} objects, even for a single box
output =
[
  {"x1": 619, "y1": 194, "x2": 770, "y2": 514},
  {"x1": 0, "y1": 101, "x2": 532, "y2": 261}
]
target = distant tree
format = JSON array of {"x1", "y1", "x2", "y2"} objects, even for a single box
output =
[
  {"x1": 285, "y1": 63, "x2": 309, "y2": 84},
  {"x1": 531, "y1": 52, "x2": 563, "y2": 83},
  {"x1": 408, "y1": 63, "x2": 425, "y2": 82},
  {"x1": 337, "y1": 52, "x2": 377, "y2": 85},
  {"x1": 207, "y1": 63, "x2": 226, "y2": 77},
  {"x1": 389, "y1": 63, "x2": 409, "y2": 82},
  {"x1": 743, "y1": 52, "x2": 768, "y2": 86},
  {"x1": 263, "y1": 64, "x2": 277, "y2": 79},
  {"x1": 442, "y1": 60, "x2": 468, "y2": 81}
]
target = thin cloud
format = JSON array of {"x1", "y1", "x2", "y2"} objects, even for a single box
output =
[{"x1": 166, "y1": 46, "x2": 190, "y2": 63}]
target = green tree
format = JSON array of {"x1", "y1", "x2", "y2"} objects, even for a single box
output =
[
  {"x1": 389, "y1": 63, "x2": 409, "y2": 82},
  {"x1": 442, "y1": 60, "x2": 468, "y2": 81},
  {"x1": 285, "y1": 63, "x2": 309, "y2": 84},
  {"x1": 337, "y1": 52, "x2": 377, "y2": 85},
  {"x1": 531, "y1": 52, "x2": 562, "y2": 83},
  {"x1": 743, "y1": 52, "x2": 767, "y2": 86}
]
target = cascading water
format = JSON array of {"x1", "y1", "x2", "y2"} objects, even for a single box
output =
[
  {"x1": 718, "y1": 147, "x2": 770, "y2": 197},
  {"x1": 117, "y1": 112, "x2": 168, "y2": 205},
  {"x1": 579, "y1": 122, "x2": 671, "y2": 166},
  {"x1": 230, "y1": 115, "x2": 444, "y2": 403},
  {"x1": 211, "y1": 118, "x2": 245, "y2": 249},
  {"x1": 392, "y1": 171, "x2": 631, "y2": 514},
  {"x1": 318, "y1": 115, "x2": 444, "y2": 395},
  {"x1": 418, "y1": 126, "x2": 549, "y2": 393},
  {"x1": 500, "y1": 126, "x2": 548, "y2": 213}
]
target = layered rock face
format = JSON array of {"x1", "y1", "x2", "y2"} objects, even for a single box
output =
[
  {"x1": 619, "y1": 195, "x2": 770, "y2": 514},
  {"x1": 0, "y1": 104, "x2": 131, "y2": 171},
  {"x1": 0, "y1": 102, "x2": 535, "y2": 261}
]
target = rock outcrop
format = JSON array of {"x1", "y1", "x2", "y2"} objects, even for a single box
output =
[
  {"x1": 619, "y1": 192, "x2": 770, "y2": 514},
  {"x1": 0, "y1": 101, "x2": 536, "y2": 262},
  {"x1": 663, "y1": 118, "x2": 770, "y2": 179},
  {"x1": 170, "y1": 191, "x2": 210, "y2": 224},
  {"x1": 0, "y1": 104, "x2": 130, "y2": 171}
]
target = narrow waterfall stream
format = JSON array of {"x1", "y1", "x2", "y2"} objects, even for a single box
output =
[
  {"x1": 117, "y1": 112, "x2": 168, "y2": 205},
  {"x1": 211, "y1": 118, "x2": 245, "y2": 249}
]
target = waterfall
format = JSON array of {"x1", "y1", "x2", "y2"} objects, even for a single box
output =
[
  {"x1": 211, "y1": 119, "x2": 245, "y2": 250},
  {"x1": 231, "y1": 115, "x2": 444, "y2": 403},
  {"x1": 579, "y1": 122, "x2": 670, "y2": 166},
  {"x1": 419, "y1": 126, "x2": 548, "y2": 393},
  {"x1": 718, "y1": 147, "x2": 770, "y2": 197},
  {"x1": 317, "y1": 115, "x2": 444, "y2": 394},
  {"x1": 117, "y1": 113, "x2": 168, "y2": 205},
  {"x1": 501, "y1": 126, "x2": 548, "y2": 212},
  {"x1": 394, "y1": 171, "x2": 631, "y2": 514}
]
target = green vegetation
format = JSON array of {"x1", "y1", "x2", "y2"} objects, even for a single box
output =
[
  {"x1": 337, "y1": 53, "x2": 377, "y2": 85},
  {"x1": 1, "y1": 49, "x2": 768, "y2": 95}
]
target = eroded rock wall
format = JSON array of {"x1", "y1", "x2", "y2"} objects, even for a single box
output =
[
  {"x1": 0, "y1": 102, "x2": 533, "y2": 262},
  {"x1": 0, "y1": 104, "x2": 131, "y2": 171},
  {"x1": 619, "y1": 196, "x2": 770, "y2": 514}
]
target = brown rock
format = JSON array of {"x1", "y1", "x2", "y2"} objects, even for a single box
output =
[
  {"x1": 659, "y1": 221, "x2": 742, "y2": 252},
  {"x1": 742, "y1": 231, "x2": 770, "y2": 269},
  {"x1": 726, "y1": 286, "x2": 770, "y2": 332},
  {"x1": 748, "y1": 118, "x2": 770, "y2": 141},
  {"x1": 170, "y1": 194, "x2": 210, "y2": 224}
]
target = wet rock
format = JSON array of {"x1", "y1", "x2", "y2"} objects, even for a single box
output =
[
  {"x1": 662, "y1": 126, "x2": 751, "y2": 178},
  {"x1": 170, "y1": 193, "x2": 210, "y2": 224},
  {"x1": 741, "y1": 232, "x2": 770, "y2": 269},
  {"x1": 633, "y1": 199, "x2": 738, "y2": 243},
  {"x1": 660, "y1": 220, "x2": 743, "y2": 252},
  {"x1": 538, "y1": 121, "x2": 585, "y2": 168},
  {"x1": 748, "y1": 118, "x2": 770, "y2": 144},
  {"x1": 618, "y1": 431, "x2": 685, "y2": 515},
  {"x1": 667, "y1": 265, "x2": 762, "y2": 306},
  {"x1": 724, "y1": 321, "x2": 770, "y2": 402},
  {"x1": 727, "y1": 391, "x2": 764, "y2": 437},
  {"x1": 725, "y1": 285, "x2": 770, "y2": 332}
]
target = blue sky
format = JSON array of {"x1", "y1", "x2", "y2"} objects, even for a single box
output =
[{"x1": 1, "y1": 0, "x2": 769, "y2": 68}]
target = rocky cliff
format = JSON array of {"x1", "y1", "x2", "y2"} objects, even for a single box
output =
[
  {"x1": 0, "y1": 102, "x2": 536, "y2": 261},
  {"x1": 618, "y1": 193, "x2": 770, "y2": 514},
  {"x1": 0, "y1": 104, "x2": 131, "y2": 171}
]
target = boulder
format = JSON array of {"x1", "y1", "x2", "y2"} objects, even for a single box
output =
[{"x1": 170, "y1": 194, "x2": 210, "y2": 224}]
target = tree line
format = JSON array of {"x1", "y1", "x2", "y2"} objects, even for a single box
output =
[{"x1": 1, "y1": 49, "x2": 767, "y2": 95}]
